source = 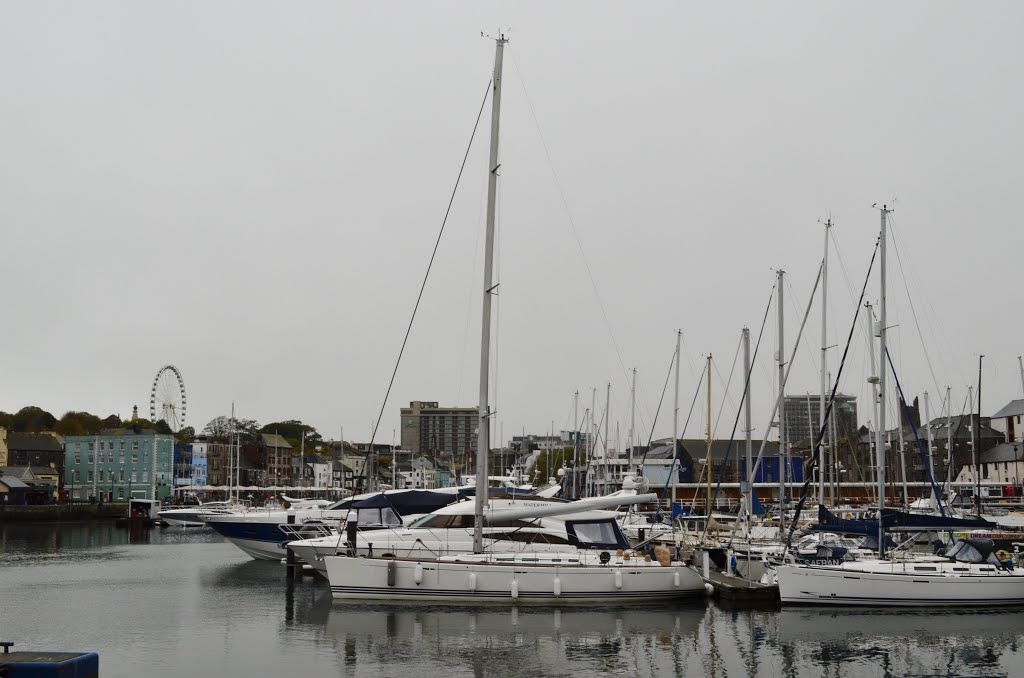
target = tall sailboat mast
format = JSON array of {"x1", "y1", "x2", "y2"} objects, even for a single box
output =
[
  {"x1": 705, "y1": 355, "x2": 713, "y2": 515},
  {"x1": 743, "y1": 328, "x2": 753, "y2": 521},
  {"x1": 776, "y1": 269, "x2": 786, "y2": 533},
  {"x1": 672, "y1": 330, "x2": 681, "y2": 508},
  {"x1": 629, "y1": 368, "x2": 636, "y2": 471},
  {"x1": 819, "y1": 218, "x2": 831, "y2": 506},
  {"x1": 976, "y1": 356, "x2": 984, "y2": 517},
  {"x1": 473, "y1": 34, "x2": 506, "y2": 554},
  {"x1": 875, "y1": 204, "x2": 891, "y2": 554}
]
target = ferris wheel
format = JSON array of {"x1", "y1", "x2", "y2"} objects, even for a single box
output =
[{"x1": 150, "y1": 365, "x2": 187, "y2": 432}]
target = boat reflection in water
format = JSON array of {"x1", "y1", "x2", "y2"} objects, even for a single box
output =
[
  {"x1": 777, "y1": 608, "x2": 1024, "y2": 676},
  {"x1": 303, "y1": 601, "x2": 706, "y2": 676}
]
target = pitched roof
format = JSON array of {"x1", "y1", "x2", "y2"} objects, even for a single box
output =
[
  {"x1": 261, "y1": 433, "x2": 293, "y2": 449},
  {"x1": 7, "y1": 433, "x2": 63, "y2": 452},
  {"x1": 980, "y1": 442, "x2": 1024, "y2": 464},
  {"x1": 991, "y1": 399, "x2": 1024, "y2": 419},
  {"x1": 0, "y1": 476, "x2": 29, "y2": 489}
]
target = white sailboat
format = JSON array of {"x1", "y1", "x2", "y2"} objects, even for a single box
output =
[
  {"x1": 324, "y1": 35, "x2": 707, "y2": 604},
  {"x1": 775, "y1": 206, "x2": 1024, "y2": 607}
]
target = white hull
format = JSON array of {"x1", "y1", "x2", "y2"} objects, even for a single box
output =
[
  {"x1": 776, "y1": 561, "x2": 1024, "y2": 607},
  {"x1": 325, "y1": 553, "x2": 707, "y2": 605},
  {"x1": 162, "y1": 516, "x2": 207, "y2": 528},
  {"x1": 229, "y1": 536, "x2": 289, "y2": 561}
]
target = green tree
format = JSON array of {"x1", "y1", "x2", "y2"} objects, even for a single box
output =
[
  {"x1": 202, "y1": 416, "x2": 260, "y2": 443},
  {"x1": 56, "y1": 411, "x2": 105, "y2": 436},
  {"x1": 176, "y1": 426, "x2": 196, "y2": 443},
  {"x1": 13, "y1": 406, "x2": 57, "y2": 432},
  {"x1": 261, "y1": 420, "x2": 321, "y2": 447},
  {"x1": 0, "y1": 411, "x2": 13, "y2": 431}
]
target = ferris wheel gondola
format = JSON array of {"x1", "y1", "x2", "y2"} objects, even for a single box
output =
[{"x1": 150, "y1": 365, "x2": 187, "y2": 432}]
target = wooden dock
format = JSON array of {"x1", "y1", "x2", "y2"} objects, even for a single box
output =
[{"x1": 703, "y1": 570, "x2": 779, "y2": 607}]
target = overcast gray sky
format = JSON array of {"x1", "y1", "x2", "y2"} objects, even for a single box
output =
[{"x1": 2, "y1": 2, "x2": 1022, "y2": 447}]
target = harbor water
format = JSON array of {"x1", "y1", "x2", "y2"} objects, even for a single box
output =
[{"x1": 1, "y1": 524, "x2": 1023, "y2": 677}]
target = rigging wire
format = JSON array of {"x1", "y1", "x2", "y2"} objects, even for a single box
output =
[
  {"x1": 509, "y1": 53, "x2": 650, "y2": 436},
  {"x1": 362, "y1": 79, "x2": 493, "y2": 461},
  {"x1": 710, "y1": 336, "x2": 743, "y2": 440},
  {"x1": 695, "y1": 283, "x2": 775, "y2": 537},
  {"x1": 785, "y1": 237, "x2": 880, "y2": 552},
  {"x1": 887, "y1": 214, "x2": 947, "y2": 404}
]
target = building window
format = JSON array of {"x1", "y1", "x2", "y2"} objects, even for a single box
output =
[
  {"x1": 120, "y1": 470, "x2": 125, "y2": 481},
  {"x1": 73, "y1": 470, "x2": 80, "y2": 482},
  {"x1": 132, "y1": 454, "x2": 138, "y2": 464},
  {"x1": 87, "y1": 454, "x2": 93, "y2": 464},
  {"x1": 99, "y1": 442, "x2": 105, "y2": 451},
  {"x1": 75, "y1": 456, "x2": 81, "y2": 465},
  {"x1": 87, "y1": 471, "x2": 94, "y2": 482},
  {"x1": 133, "y1": 442, "x2": 139, "y2": 451}
]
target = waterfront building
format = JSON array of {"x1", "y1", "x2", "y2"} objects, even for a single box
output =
[
  {"x1": 0, "y1": 466, "x2": 58, "y2": 503},
  {"x1": 191, "y1": 441, "x2": 208, "y2": 488},
  {"x1": 782, "y1": 394, "x2": 857, "y2": 445},
  {"x1": 262, "y1": 433, "x2": 293, "y2": 486},
  {"x1": 5, "y1": 432, "x2": 65, "y2": 496},
  {"x1": 989, "y1": 399, "x2": 1024, "y2": 443},
  {"x1": 400, "y1": 401, "x2": 478, "y2": 465},
  {"x1": 63, "y1": 431, "x2": 175, "y2": 501},
  {"x1": 204, "y1": 441, "x2": 233, "y2": 487},
  {"x1": 303, "y1": 454, "x2": 332, "y2": 488},
  {"x1": 0, "y1": 427, "x2": 7, "y2": 467}
]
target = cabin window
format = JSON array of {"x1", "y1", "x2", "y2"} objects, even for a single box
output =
[{"x1": 566, "y1": 520, "x2": 622, "y2": 548}]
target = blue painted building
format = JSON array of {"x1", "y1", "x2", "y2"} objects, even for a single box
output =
[{"x1": 64, "y1": 431, "x2": 175, "y2": 501}]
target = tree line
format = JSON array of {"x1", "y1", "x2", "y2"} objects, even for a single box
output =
[{"x1": 0, "y1": 405, "x2": 326, "y2": 453}]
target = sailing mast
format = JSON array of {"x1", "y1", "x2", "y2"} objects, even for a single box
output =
[
  {"x1": 875, "y1": 204, "x2": 891, "y2": 555},
  {"x1": 705, "y1": 355, "x2": 712, "y2": 515},
  {"x1": 864, "y1": 302, "x2": 879, "y2": 504},
  {"x1": 819, "y1": 218, "x2": 831, "y2": 506},
  {"x1": 743, "y1": 328, "x2": 753, "y2": 522},
  {"x1": 976, "y1": 356, "x2": 984, "y2": 517},
  {"x1": 473, "y1": 34, "x2": 506, "y2": 555},
  {"x1": 629, "y1": 368, "x2": 636, "y2": 473},
  {"x1": 776, "y1": 269, "x2": 786, "y2": 533},
  {"x1": 672, "y1": 330, "x2": 681, "y2": 509}
]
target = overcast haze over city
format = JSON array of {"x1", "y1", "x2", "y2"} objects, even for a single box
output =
[{"x1": 2, "y1": 2, "x2": 1022, "y2": 447}]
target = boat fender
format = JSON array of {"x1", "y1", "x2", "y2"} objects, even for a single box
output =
[
  {"x1": 704, "y1": 582, "x2": 715, "y2": 596},
  {"x1": 511, "y1": 579, "x2": 519, "y2": 599},
  {"x1": 469, "y1": 572, "x2": 477, "y2": 592},
  {"x1": 673, "y1": 571, "x2": 680, "y2": 588},
  {"x1": 614, "y1": 569, "x2": 622, "y2": 590},
  {"x1": 553, "y1": 576, "x2": 561, "y2": 597},
  {"x1": 413, "y1": 562, "x2": 424, "y2": 585},
  {"x1": 387, "y1": 559, "x2": 397, "y2": 587}
]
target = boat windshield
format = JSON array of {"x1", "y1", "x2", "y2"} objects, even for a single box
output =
[
  {"x1": 356, "y1": 507, "x2": 402, "y2": 527},
  {"x1": 565, "y1": 519, "x2": 628, "y2": 550}
]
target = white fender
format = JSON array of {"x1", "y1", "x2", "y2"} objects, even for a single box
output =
[
  {"x1": 469, "y1": 572, "x2": 477, "y2": 592},
  {"x1": 413, "y1": 562, "x2": 423, "y2": 585},
  {"x1": 511, "y1": 579, "x2": 519, "y2": 599},
  {"x1": 553, "y1": 576, "x2": 561, "y2": 598},
  {"x1": 614, "y1": 569, "x2": 623, "y2": 590}
]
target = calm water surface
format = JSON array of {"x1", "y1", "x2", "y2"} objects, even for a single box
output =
[{"x1": 1, "y1": 523, "x2": 1022, "y2": 677}]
